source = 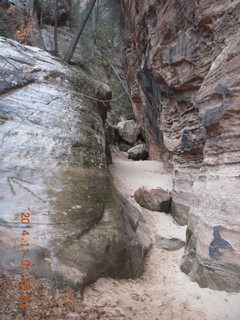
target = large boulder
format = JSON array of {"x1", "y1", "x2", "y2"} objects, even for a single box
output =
[
  {"x1": 117, "y1": 119, "x2": 141, "y2": 144},
  {"x1": 0, "y1": 37, "x2": 152, "y2": 292},
  {"x1": 128, "y1": 144, "x2": 149, "y2": 160},
  {"x1": 134, "y1": 186, "x2": 171, "y2": 213}
]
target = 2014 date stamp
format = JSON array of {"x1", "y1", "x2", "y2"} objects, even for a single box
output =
[{"x1": 19, "y1": 209, "x2": 32, "y2": 308}]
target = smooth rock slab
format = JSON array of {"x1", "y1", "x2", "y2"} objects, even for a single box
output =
[
  {"x1": 0, "y1": 37, "x2": 152, "y2": 292},
  {"x1": 134, "y1": 186, "x2": 171, "y2": 213}
]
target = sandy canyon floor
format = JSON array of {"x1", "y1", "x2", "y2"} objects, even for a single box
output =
[
  {"x1": 84, "y1": 153, "x2": 240, "y2": 320},
  {"x1": 1, "y1": 153, "x2": 240, "y2": 320}
]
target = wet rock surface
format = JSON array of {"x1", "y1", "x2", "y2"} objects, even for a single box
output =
[
  {"x1": 128, "y1": 144, "x2": 149, "y2": 161},
  {"x1": 121, "y1": 0, "x2": 240, "y2": 291},
  {"x1": 0, "y1": 37, "x2": 152, "y2": 291},
  {"x1": 134, "y1": 186, "x2": 171, "y2": 213}
]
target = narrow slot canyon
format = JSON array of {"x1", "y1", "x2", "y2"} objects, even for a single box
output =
[{"x1": 0, "y1": 1, "x2": 240, "y2": 319}]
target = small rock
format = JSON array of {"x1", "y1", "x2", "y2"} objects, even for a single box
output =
[
  {"x1": 128, "y1": 144, "x2": 149, "y2": 161},
  {"x1": 44, "y1": 258, "x2": 52, "y2": 264},
  {"x1": 67, "y1": 312, "x2": 80, "y2": 318},
  {"x1": 10, "y1": 262, "x2": 18, "y2": 268},
  {"x1": 134, "y1": 186, "x2": 171, "y2": 212},
  {"x1": 117, "y1": 120, "x2": 141, "y2": 144},
  {"x1": 155, "y1": 235, "x2": 185, "y2": 251}
]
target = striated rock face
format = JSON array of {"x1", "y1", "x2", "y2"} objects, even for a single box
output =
[
  {"x1": 0, "y1": 37, "x2": 152, "y2": 291},
  {"x1": 121, "y1": 0, "x2": 240, "y2": 291}
]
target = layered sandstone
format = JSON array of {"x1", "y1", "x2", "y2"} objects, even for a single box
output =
[{"x1": 121, "y1": 0, "x2": 240, "y2": 291}]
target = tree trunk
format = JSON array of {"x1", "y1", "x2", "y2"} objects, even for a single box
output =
[
  {"x1": 91, "y1": 0, "x2": 100, "y2": 59},
  {"x1": 91, "y1": 4, "x2": 97, "y2": 59},
  {"x1": 26, "y1": 0, "x2": 35, "y2": 16},
  {"x1": 25, "y1": 0, "x2": 46, "y2": 51},
  {"x1": 53, "y1": 0, "x2": 59, "y2": 56},
  {"x1": 64, "y1": 0, "x2": 98, "y2": 64}
]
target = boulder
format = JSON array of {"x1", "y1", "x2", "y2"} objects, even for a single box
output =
[
  {"x1": 128, "y1": 144, "x2": 149, "y2": 160},
  {"x1": 0, "y1": 37, "x2": 152, "y2": 292},
  {"x1": 117, "y1": 119, "x2": 141, "y2": 144},
  {"x1": 155, "y1": 235, "x2": 185, "y2": 251},
  {"x1": 134, "y1": 187, "x2": 171, "y2": 213}
]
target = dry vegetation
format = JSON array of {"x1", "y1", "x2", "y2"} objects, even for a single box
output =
[{"x1": 0, "y1": 269, "x2": 126, "y2": 320}]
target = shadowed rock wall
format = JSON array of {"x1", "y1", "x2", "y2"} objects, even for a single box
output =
[{"x1": 121, "y1": 0, "x2": 240, "y2": 291}]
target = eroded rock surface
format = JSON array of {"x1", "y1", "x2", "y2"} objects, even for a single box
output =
[
  {"x1": 121, "y1": 0, "x2": 240, "y2": 291},
  {"x1": 0, "y1": 37, "x2": 152, "y2": 291}
]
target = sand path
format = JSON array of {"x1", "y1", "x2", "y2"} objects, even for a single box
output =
[{"x1": 84, "y1": 153, "x2": 240, "y2": 320}]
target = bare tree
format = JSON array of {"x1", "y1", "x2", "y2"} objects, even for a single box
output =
[
  {"x1": 25, "y1": 0, "x2": 46, "y2": 50},
  {"x1": 64, "y1": 0, "x2": 97, "y2": 63},
  {"x1": 91, "y1": 0, "x2": 100, "y2": 59},
  {"x1": 26, "y1": 0, "x2": 35, "y2": 16},
  {"x1": 53, "y1": 0, "x2": 59, "y2": 55}
]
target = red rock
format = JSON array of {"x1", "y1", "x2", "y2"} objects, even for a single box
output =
[{"x1": 121, "y1": 0, "x2": 240, "y2": 291}]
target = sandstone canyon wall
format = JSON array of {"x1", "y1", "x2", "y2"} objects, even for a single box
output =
[{"x1": 121, "y1": 0, "x2": 240, "y2": 291}]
